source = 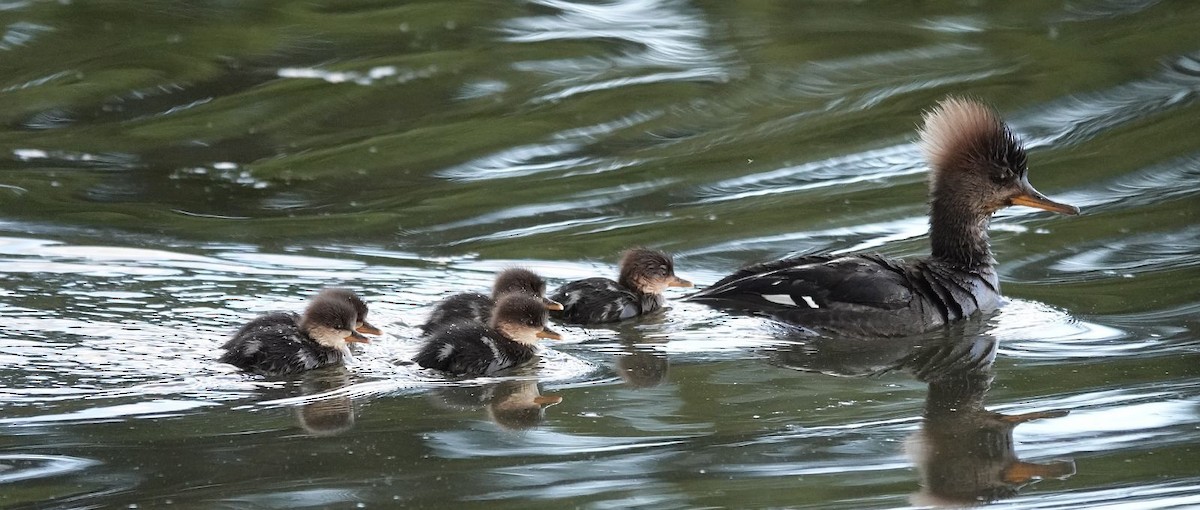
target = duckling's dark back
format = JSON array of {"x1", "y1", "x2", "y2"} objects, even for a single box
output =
[
  {"x1": 550, "y1": 277, "x2": 651, "y2": 324},
  {"x1": 220, "y1": 312, "x2": 345, "y2": 376},
  {"x1": 420, "y1": 292, "x2": 492, "y2": 334},
  {"x1": 414, "y1": 321, "x2": 537, "y2": 376}
]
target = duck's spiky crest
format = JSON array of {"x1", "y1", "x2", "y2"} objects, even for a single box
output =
[{"x1": 918, "y1": 97, "x2": 1023, "y2": 176}]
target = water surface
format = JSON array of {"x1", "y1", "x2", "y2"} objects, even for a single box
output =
[{"x1": 1, "y1": 1, "x2": 1199, "y2": 508}]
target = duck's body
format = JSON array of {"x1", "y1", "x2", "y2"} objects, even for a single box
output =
[
  {"x1": 220, "y1": 289, "x2": 380, "y2": 376},
  {"x1": 688, "y1": 98, "x2": 1077, "y2": 337},
  {"x1": 416, "y1": 294, "x2": 561, "y2": 376},
  {"x1": 696, "y1": 253, "x2": 999, "y2": 337},
  {"x1": 550, "y1": 248, "x2": 692, "y2": 325},
  {"x1": 421, "y1": 268, "x2": 561, "y2": 335}
]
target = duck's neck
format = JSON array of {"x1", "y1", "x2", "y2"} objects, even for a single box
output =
[{"x1": 928, "y1": 195, "x2": 995, "y2": 269}]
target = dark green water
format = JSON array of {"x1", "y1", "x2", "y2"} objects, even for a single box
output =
[{"x1": 2, "y1": 1, "x2": 1199, "y2": 508}]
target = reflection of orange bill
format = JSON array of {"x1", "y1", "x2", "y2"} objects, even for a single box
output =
[
  {"x1": 345, "y1": 331, "x2": 371, "y2": 343},
  {"x1": 1002, "y1": 460, "x2": 1076, "y2": 484},
  {"x1": 533, "y1": 395, "x2": 563, "y2": 406},
  {"x1": 1000, "y1": 409, "x2": 1070, "y2": 424}
]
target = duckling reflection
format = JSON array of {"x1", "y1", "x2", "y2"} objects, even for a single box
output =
[
  {"x1": 614, "y1": 330, "x2": 669, "y2": 388},
  {"x1": 772, "y1": 329, "x2": 1074, "y2": 505},
  {"x1": 426, "y1": 379, "x2": 562, "y2": 430},
  {"x1": 294, "y1": 367, "x2": 355, "y2": 437}
]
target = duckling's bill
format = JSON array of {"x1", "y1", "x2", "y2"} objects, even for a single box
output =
[
  {"x1": 668, "y1": 276, "x2": 693, "y2": 288},
  {"x1": 536, "y1": 327, "x2": 562, "y2": 340},
  {"x1": 345, "y1": 330, "x2": 371, "y2": 343},
  {"x1": 543, "y1": 297, "x2": 564, "y2": 311},
  {"x1": 356, "y1": 322, "x2": 383, "y2": 335}
]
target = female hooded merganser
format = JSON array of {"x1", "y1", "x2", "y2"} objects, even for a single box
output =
[
  {"x1": 549, "y1": 248, "x2": 693, "y2": 325},
  {"x1": 688, "y1": 97, "x2": 1079, "y2": 337},
  {"x1": 415, "y1": 294, "x2": 562, "y2": 376},
  {"x1": 220, "y1": 288, "x2": 382, "y2": 376},
  {"x1": 420, "y1": 268, "x2": 563, "y2": 335}
]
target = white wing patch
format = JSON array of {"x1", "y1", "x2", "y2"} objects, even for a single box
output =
[
  {"x1": 762, "y1": 294, "x2": 797, "y2": 306},
  {"x1": 762, "y1": 294, "x2": 821, "y2": 308}
]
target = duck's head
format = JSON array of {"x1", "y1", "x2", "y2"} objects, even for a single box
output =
[
  {"x1": 491, "y1": 294, "x2": 562, "y2": 345},
  {"x1": 316, "y1": 288, "x2": 383, "y2": 336},
  {"x1": 919, "y1": 97, "x2": 1079, "y2": 217},
  {"x1": 300, "y1": 291, "x2": 378, "y2": 349},
  {"x1": 617, "y1": 248, "x2": 693, "y2": 295},
  {"x1": 492, "y1": 268, "x2": 563, "y2": 311}
]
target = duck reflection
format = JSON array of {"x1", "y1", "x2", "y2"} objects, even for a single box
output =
[
  {"x1": 294, "y1": 367, "x2": 355, "y2": 436},
  {"x1": 906, "y1": 352, "x2": 1075, "y2": 506},
  {"x1": 427, "y1": 379, "x2": 562, "y2": 430},
  {"x1": 773, "y1": 328, "x2": 1075, "y2": 505}
]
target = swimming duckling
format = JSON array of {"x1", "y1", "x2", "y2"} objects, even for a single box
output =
[
  {"x1": 415, "y1": 294, "x2": 562, "y2": 376},
  {"x1": 220, "y1": 288, "x2": 382, "y2": 376},
  {"x1": 687, "y1": 97, "x2": 1080, "y2": 337},
  {"x1": 549, "y1": 248, "x2": 692, "y2": 325},
  {"x1": 420, "y1": 268, "x2": 563, "y2": 335}
]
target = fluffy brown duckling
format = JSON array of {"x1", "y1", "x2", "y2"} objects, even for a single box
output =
[
  {"x1": 550, "y1": 248, "x2": 692, "y2": 325},
  {"x1": 219, "y1": 288, "x2": 381, "y2": 376},
  {"x1": 420, "y1": 268, "x2": 562, "y2": 335},
  {"x1": 688, "y1": 97, "x2": 1080, "y2": 337},
  {"x1": 415, "y1": 294, "x2": 562, "y2": 376}
]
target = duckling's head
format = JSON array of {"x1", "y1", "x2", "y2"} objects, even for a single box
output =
[
  {"x1": 316, "y1": 288, "x2": 383, "y2": 336},
  {"x1": 617, "y1": 248, "x2": 693, "y2": 295},
  {"x1": 299, "y1": 292, "x2": 373, "y2": 350},
  {"x1": 919, "y1": 97, "x2": 1078, "y2": 218},
  {"x1": 493, "y1": 268, "x2": 563, "y2": 311},
  {"x1": 491, "y1": 294, "x2": 562, "y2": 345}
]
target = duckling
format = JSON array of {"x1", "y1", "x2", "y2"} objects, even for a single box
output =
[
  {"x1": 219, "y1": 289, "x2": 382, "y2": 376},
  {"x1": 415, "y1": 294, "x2": 562, "y2": 376},
  {"x1": 549, "y1": 248, "x2": 692, "y2": 325},
  {"x1": 687, "y1": 97, "x2": 1079, "y2": 337},
  {"x1": 420, "y1": 268, "x2": 563, "y2": 335}
]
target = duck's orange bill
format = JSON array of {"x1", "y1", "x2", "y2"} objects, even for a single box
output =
[
  {"x1": 668, "y1": 276, "x2": 694, "y2": 288},
  {"x1": 345, "y1": 331, "x2": 371, "y2": 344},
  {"x1": 1011, "y1": 190, "x2": 1079, "y2": 215},
  {"x1": 537, "y1": 328, "x2": 563, "y2": 340},
  {"x1": 1001, "y1": 460, "x2": 1076, "y2": 484},
  {"x1": 533, "y1": 395, "x2": 563, "y2": 406},
  {"x1": 356, "y1": 322, "x2": 383, "y2": 335},
  {"x1": 543, "y1": 297, "x2": 564, "y2": 311}
]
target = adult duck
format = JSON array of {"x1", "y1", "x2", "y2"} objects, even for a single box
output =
[{"x1": 687, "y1": 97, "x2": 1079, "y2": 337}]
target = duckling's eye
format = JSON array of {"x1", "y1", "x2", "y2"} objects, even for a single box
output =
[{"x1": 658, "y1": 265, "x2": 668, "y2": 276}]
